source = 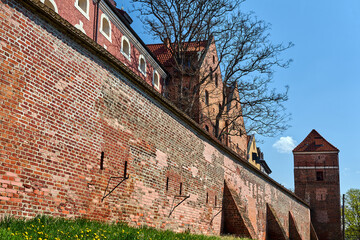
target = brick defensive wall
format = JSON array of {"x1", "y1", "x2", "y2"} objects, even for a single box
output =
[{"x1": 0, "y1": 0, "x2": 315, "y2": 239}]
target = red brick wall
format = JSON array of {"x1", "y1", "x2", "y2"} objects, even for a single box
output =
[
  {"x1": 294, "y1": 152, "x2": 341, "y2": 240},
  {"x1": 1, "y1": 0, "x2": 311, "y2": 238}
]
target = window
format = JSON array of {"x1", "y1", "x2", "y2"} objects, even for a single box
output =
[
  {"x1": 138, "y1": 55, "x2": 146, "y2": 76},
  {"x1": 209, "y1": 67, "x2": 213, "y2": 81},
  {"x1": 121, "y1": 36, "x2": 131, "y2": 60},
  {"x1": 40, "y1": 0, "x2": 58, "y2": 13},
  {"x1": 215, "y1": 73, "x2": 218, "y2": 87},
  {"x1": 213, "y1": 55, "x2": 215, "y2": 64},
  {"x1": 153, "y1": 70, "x2": 160, "y2": 90},
  {"x1": 100, "y1": 14, "x2": 111, "y2": 42},
  {"x1": 205, "y1": 125, "x2": 209, "y2": 132},
  {"x1": 205, "y1": 90, "x2": 209, "y2": 105},
  {"x1": 166, "y1": 177, "x2": 169, "y2": 191},
  {"x1": 75, "y1": 0, "x2": 89, "y2": 19},
  {"x1": 316, "y1": 171, "x2": 324, "y2": 181}
]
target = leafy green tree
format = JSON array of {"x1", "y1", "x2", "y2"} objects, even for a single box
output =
[{"x1": 345, "y1": 188, "x2": 360, "y2": 240}]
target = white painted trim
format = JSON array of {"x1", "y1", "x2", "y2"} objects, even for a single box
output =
[
  {"x1": 99, "y1": 1, "x2": 166, "y2": 79},
  {"x1": 153, "y1": 70, "x2": 160, "y2": 90},
  {"x1": 138, "y1": 55, "x2": 147, "y2": 77},
  {"x1": 74, "y1": 0, "x2": 90, "y2": 20},
  {"x1": 293, "y1": 151, "x2": 339, "y2": 155},
  {"x1": 75, "y1": 20, "x2": 86, "y2": 34},
  {"x1": 294, "y1": 166, "x2": 339, "y2": 169},
  {"x1": 121, "y1": 35, "x2": 131, "y2": 61},
  {"x1": 40, "y1": 0, "x2": 58, "y2": 13},
  {"x1": 99, "y1": 13, "x2": 112, "y2": 43}
]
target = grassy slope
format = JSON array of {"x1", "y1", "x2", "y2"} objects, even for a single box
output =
[{"x1": 0, "y1": 216, "x2": 250, "y2": 240}]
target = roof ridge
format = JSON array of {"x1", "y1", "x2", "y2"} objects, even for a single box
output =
[{"x1": 293, "y1": 129, "x2": 339, "y2": 152}]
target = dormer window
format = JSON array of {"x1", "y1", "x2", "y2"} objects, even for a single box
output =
[
  {"x1": 138, "y1": 55, "x2": 146, "y2": 76},
  {"x1": 40, "y1": 0, "x2": 58, "y2": 13},
  {"x1": 121, "y1": 36, "x2": 131, "y2": 60},
  {"x1": 75, "y1": 0, "x2": 89, "y2": 20},
  {"x1": 153, "y1": 70, "x2": 160, "y2": 90},
  {"x1": 100, "y1": 14, "x2": 111, "y2": 42}
]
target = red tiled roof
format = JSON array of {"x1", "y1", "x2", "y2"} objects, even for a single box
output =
[
  {"x1": 147, "y1": 41, "x2": 208, "y2": 68},
  {"x1": 293, "y1": 129, "x2": 339, "y2": 152}
]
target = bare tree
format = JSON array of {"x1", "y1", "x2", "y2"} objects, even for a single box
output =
[{"x1": 132, "y1": 0, "x2": 292, "y2": 139}]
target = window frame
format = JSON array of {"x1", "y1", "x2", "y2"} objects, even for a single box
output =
[
  {"x1": 99, "y1": 13, "x2": 112, "y2": 42},
  {"x1": 74, "y1": 0, "x2": 90, "y2": 20},
  {"x1": 40, "y1": 0, "x2": 58, "y2": 13},
  {"x1": 153, "y1": 70, "x2": 160, "y2": 90},
  {"x1": 138, "y1": 55, "x2": 147, "y2": 76},
  {"x1": 121, "y1": 36, "x2": 131, "y2": 61}
]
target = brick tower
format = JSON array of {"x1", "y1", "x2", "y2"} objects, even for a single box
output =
[{"x1": 293, "y1": 130, "x2": 341, "y2": 240}]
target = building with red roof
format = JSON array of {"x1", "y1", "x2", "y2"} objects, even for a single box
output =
[{"x1": 293, "y1": 129, "x2": 341, "y2": 240}]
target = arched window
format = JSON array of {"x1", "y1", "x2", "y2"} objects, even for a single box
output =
[
  {"x1": 121, "y1": 36, "x2": 131, "y2": 60},
  {"x1": 205, "y1": 125, "x2": 209, "y2": 132},
  {"x1": 75, "y1": 0, "x2": 89, "y2": 19},
  {"x1": 205, "y1": 90, "x2": 209, "y2": 105},
  {"x1": 209, "y1": 67, "x2": 213, "y2": 81},
  {"x1": 215, "y1": 73, "x2": 218, "y2": 87},
  {"x1": 138, "y1": 55, "x2": 146, "y2": 76},
  {"x1": 100, "y1": 14, "x2": 111, "y2": 42},
  {"x1": 40, "y1": 0, "x2": 58, "y2": 13},
  {"x1": 153, "y1": 70, "x2": 160, "y2": 90}
]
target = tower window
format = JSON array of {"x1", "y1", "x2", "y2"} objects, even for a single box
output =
[
  {"x1": 215, "y1": 73, "x2": 218, "y2": 87},
  {"x1": 100, "y1": 14, "x2": 111, "y2": 42},
  {"x1": 316, "y1": 171, "x2": 324, "y2": 181},
  {"x1": 75, "y1": 0, "x2": 90, "y2": 19},
  {"x1": 40, "y1": 0, "x2": 58, "y2": 13}
]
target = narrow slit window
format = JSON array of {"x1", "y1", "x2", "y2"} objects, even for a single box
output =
[
  {"x1": 166, "y1": 177, "x2": 169, "y2": 191},
  {"x1": 205, "y1": 90, "x2": 209, "y2": 105},
  {"x1": 100, "y1": 151, "x2": 104, "y2": 170},
  {"x1": 124, "y1": 161, "x2": 128, "y2": 178},
  {"x1": 206, "y1": 192, "x2": 208, "y2": 204},
  {"x1": 179, "y1": 182, "x2": 182, "y2": 195},
  {"x1": 215, "y1": 196, "x2": 217, "y2": 207},
  {"x1": 215, "y1": 73, "x2": 218, "y2": 87}
]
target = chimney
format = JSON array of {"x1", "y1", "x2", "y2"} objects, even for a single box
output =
[
  {"x1": 108, "y1": 0, "x2": 117, "y2": 7},
  {"x1": 117, "y1": 9, "x2": 133, "y2": 25}
]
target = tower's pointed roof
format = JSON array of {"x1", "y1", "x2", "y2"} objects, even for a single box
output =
[{"x1": 293, "y1": 129, "x2": 339, "y2": 152}]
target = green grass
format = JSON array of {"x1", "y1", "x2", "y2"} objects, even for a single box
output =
[{"x1": 0, "y1": 215, "x2": 250, "y2": 240}]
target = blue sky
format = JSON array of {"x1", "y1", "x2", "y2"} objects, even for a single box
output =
[{"x1": 118, "y1": 0, "x2": 360, "y2": 195}]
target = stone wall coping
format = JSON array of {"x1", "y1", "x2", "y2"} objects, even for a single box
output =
[{"x1": 20, "y1": 0, "x2": 310, "y2": 209}]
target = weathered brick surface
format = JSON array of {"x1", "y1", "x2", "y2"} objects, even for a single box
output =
[
  {"x1": 294, "y1": 152, "x2": 341, "y2": 240},
  {"x1": 1, "y1": 0, "x2": 311, "y2": 238}
]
